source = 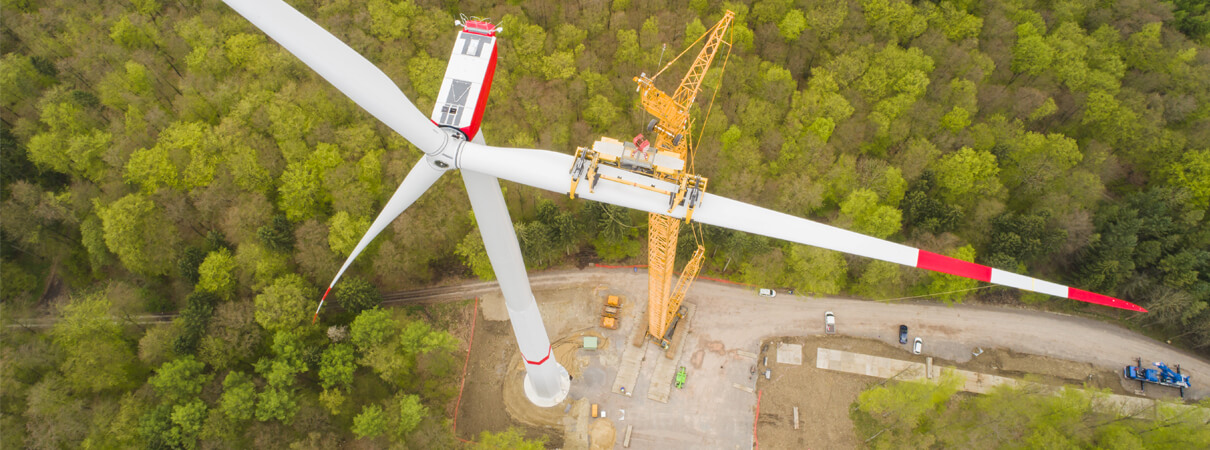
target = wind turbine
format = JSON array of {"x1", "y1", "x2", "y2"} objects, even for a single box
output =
[{"x1": 223, "y1": 0, "x2": 1146, "y2": 408}]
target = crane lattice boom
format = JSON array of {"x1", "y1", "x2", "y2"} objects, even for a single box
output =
[{"x1": 566, "y1": 12, "x2": 734, "y2": 344}]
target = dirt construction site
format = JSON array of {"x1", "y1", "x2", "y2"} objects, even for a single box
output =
[{"x1": 448, "y1": 267, "x2": 1210, "y2": 448}]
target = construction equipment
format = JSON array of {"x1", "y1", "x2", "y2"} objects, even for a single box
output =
[
  {"x1": 600, "y1": 295, "x2": 621, "y2": 330},
  {"x1": 1124, "y1": 358, "x2": 1192, "y2": 397},
  {"x1": 600, "y1": 313, "x2": 619, "y2": 330},
  {"x1": 607, "y1": 295, "x2": 622, "y2": 308},
  {"x1": 570, "y1": 11, "x2": 735, "y2": 346},
  {"x1": 661, "y1": 306, "x2": 688, "y2": 347},
  {"x1": 675, "y1": 366, "x2": 687, "y2": 389}
]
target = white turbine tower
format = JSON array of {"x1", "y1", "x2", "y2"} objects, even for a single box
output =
[{"x1": 223, "y1": 0, "x2": 1146, "y2": 408}]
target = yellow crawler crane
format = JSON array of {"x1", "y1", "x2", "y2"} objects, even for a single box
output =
[{"x1": 569, "y1": 12, "x2": 734, "y2": 346}]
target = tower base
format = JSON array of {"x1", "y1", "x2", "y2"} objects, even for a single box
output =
[{"x1": 522, "y1": 363, "x2": 571, "y2": 408}]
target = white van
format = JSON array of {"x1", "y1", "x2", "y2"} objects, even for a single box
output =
[{"x1": 759, "y1": 288, "x2": 776, "y2": 297}]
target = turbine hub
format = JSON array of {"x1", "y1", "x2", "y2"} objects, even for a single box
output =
[{"x1": 424, "y1": 127, "x2": 464, "y2": 171}]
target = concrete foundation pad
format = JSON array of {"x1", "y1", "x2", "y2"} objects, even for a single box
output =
[
  {"x1": 648, "y1": 304, "x2": 695, "y2": 403},
  {"x1": 776, "y1": 343, "x2": 803, "y2": 365},
  {"x1": 613, "y1": 334, "x2": 646, "y2": 396}
]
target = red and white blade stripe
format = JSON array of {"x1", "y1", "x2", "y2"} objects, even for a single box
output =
[{"x1": 914, "y1": 250, "x2": 1147, "y2": 312}]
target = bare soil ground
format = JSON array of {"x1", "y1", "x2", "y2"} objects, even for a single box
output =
[
  {"x1": 456, "y1": 315, "x2": 566, "y2": 446},
  {"x1": 753, "y1": 335, "x2": 1131, "y2": 449},
  {"x1": 456, "y1": 277, "x2": 610, "y2": 446},
  {"x1": 446, "y1": 268, "x2": 1207, "y2": 448}
]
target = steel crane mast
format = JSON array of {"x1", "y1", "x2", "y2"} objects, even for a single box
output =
[
  {"x1": 570, "y1": 12, "x2": 734, "y2": 345},
  {"x1": 635, "y1": 10, "x2": 735, "y2": 162},
  {"x1": 640, "y1": 12, "x2": 732, "y2": 344}
]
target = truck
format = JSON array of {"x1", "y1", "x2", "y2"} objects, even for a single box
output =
[
  {"x1": 1123, "y1": 358, "x2": 1191, "y2": 397},
  {"x1": 824, "y1": 311, "x2": 835, "y2": 334}
]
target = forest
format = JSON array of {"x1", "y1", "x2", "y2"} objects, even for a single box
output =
[{"x1": 1, "y1": 0, "x2": 1209, "y2": 447}]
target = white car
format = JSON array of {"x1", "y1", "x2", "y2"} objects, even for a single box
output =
[
  {"x1": 759, "y1": 288, "x2": 776, "y2": 297},
  {"x1": 913, "y1": 337, "x2": 923, "y2": 355}
]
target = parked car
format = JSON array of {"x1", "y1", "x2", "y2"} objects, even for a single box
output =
[
  {"x1": 913, "y1": 337, "x2": 923, "y2": 355},
  {"x1": 824, "y1": 311, "x2": 835, "y2": 334},
  {"x1": 899, "y1": 325, "x2": 908, "y2": 344},
  {"x1": 759, "y1": 288, "x2": 776, "y2": 297}
]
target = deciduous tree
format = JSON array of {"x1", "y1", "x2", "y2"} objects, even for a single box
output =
[
  {"x1": 352, "y1": 404, "x2": 386, "y2": 438},
  {"x1": 196, "y1": 248, "x2": 237, "y2": 299},
  {"x1": 1011, "y1": 23, "x2": 1052, "y2": 77},
  {"x1": 149, "y1": 356, "x2": 210, "y2": 405},
  {"x1": 475, "y1": 428, "x2": 547, "y2": 449},
  {"x1": 781, "y1": 245, "x2": 848, "y2": 295},
  {"x1": 389, "y1": 393, "x2": 426, "y2": 441},
  {"x1": 932, "y1": 147, "x2": 1002, "y2": 205},
  {"x1": 198, "y1": 301, "x2": 261, "y2": 370},
  {"x1": 219, "y1": 371, "x2": 256, "y2": 421},
  {"x1": 456, "y1": 228, "x2": 495, "y2": 280},
  {"x1": 839, "y1": 189, "x2": 902, "y2": 239},
  {"x1": 327, "y1": 211, "x2": 370, "y2": 257},
  {"x1": 96, "y1": 193, "x2": 180, "y2": 276},
  {"x1": 253, "y1": 274, "x2": 312, "y2": 334},
  {"x1": 319, "y1": 343, "x2": 355, "y2": 391},
  {"x1": 51, "y1": 293, "x2": 138, "y2": 393},
  {"x1": 778, "y1": 10, "x2": 807, "y2": 41}
]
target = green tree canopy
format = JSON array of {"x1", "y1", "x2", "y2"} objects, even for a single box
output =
[
  {"x1": 932, "y1": 147, "x2": 1003, "y2": 205},
  {"x1": 333, "y1": 276, "x2": 382, "y2": 314},
  {"x1": 51, "y1": 293, "x2": 139, "y2": 393},
  {"x1": 390, "y1": 393, "x2": 426, "y2": 441},
  {"x1": 839, "y1": 189, "x2": 902, "y2": 239},
  {"x1": 219, "y1": 371, "x2": 256, "y2": 421},
  {"x1": 149, "y1": 356, "x2": 211, "y2": 405},
  {"x1": 475, "y1": 428, "x2": 548, "y2": 449},
  {"x1": 96, "y1": 194, "x2": 181, "y2": 276},
  {"x1": 196, "y1": 248, "x2": 237, "y2": 299},
  {"x1": 253, "y1": 274, "x2": 312, "y2": 334},
  {"x1": 352, "y1": 404, "x2": 386, "y2": 438},
  {"x1": 319, "y1": 343, "x2": 355, "y2": 391},
  {"x1": 327, "y1": 211, "x2": 370, "y2": 257},
  {"x1": 781, "y1": 245, "x2": 848, "y2": 295}
]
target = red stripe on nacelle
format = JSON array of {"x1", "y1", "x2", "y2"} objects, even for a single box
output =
[
  {"x1": 463, "y1": 40, "x2": 496, "y2": 141},
  {"x1": 523, "y1": 345, "x2": 552, "y2": 365},
  {"x1": 916, "y1": 250, "x2": 992, "y2": 282},
  {"x1": 1068, "y1": 288, "x2": 1148, "y2": 312}
]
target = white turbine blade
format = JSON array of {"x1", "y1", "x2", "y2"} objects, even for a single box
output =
[
  {"x1": 222, "y1": 0, "x2": 446, "y2": 153},
  {"x1": 315, "y1": 159, "x2": 446, "y2": 319},
  {"x1": 692, "y1": 196, "x2": 1144, "y2": 312},
  {"x1": 456, "y1": 142, "x2": 1147, "y2": 313}
]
